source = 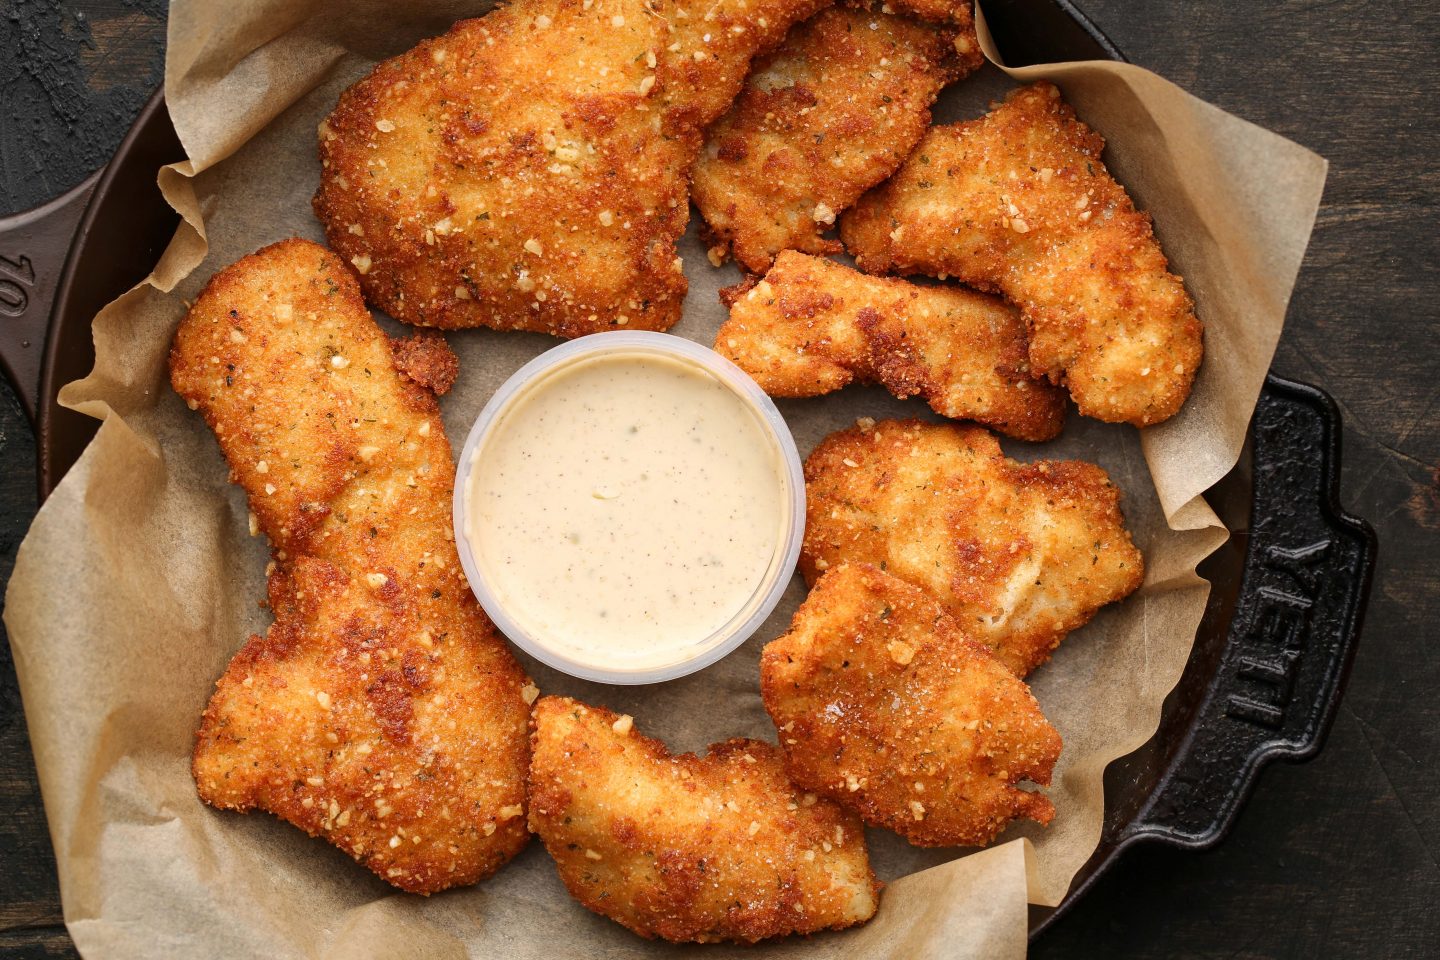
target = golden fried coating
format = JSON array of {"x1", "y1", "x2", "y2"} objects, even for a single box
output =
[
  {"x1": 762, "y1": 563, "x2": 1061, "y2": 846},
  {"x1": 841, "y1": 83, "x2": 1203, "y2": 427},
  {"x1": 171, "y1": 239, "x2": 533, "y2": 894},
  {"x1": 717, "y1": 250, "x2": 1065, "y2": 440},
  {"x1": 802, "y1": 418, "x2": 1144, "y2": 676},
  {"x1": 692, "y1": 5, "x2": 977, "y2": 272},
  {"x1": 528, "y1": 696, "x2": 879, "y2": 943},
  {"x1": 314, "y1": 0, "x2": 828, "y2": 337}
]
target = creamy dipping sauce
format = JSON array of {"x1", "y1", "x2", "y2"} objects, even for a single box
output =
[{"x1": 464, "y1": 349, "x2": 791, "y2": 674}]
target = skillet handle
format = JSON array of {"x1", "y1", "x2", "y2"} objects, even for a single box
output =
[
  {"x1": 0, "y1": 170, "x2": 103, "y2": 425},
  {"x1": 1121, "y1": 374, "x2": 1377, "y2": 849}
]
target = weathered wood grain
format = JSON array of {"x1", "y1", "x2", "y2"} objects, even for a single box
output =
[
  {"x1": 0, "y1": 0, "x2": 165, "y2": 218},
  {"x1": 1, "y1": 0, "x2": 1436, "y2": 957}
]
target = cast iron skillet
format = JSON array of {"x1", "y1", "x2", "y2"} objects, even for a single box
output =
[{"x1": 0, "y1": 0, "x2": 1376, "y2": 943}]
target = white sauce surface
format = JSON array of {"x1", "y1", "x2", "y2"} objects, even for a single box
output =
[{"x1": 466, "y1": 352, "x2": 787, "y2": 671}]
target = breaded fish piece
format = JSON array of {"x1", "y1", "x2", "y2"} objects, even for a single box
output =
[
  {"x1": 841, "y1": 83, "x2": 1203, "y2": 427},
  {"x1": 692, "y1": 5, "x2": 978, "y2": 272},
  {"x1": 762, "y1": 563, "x2": 1061, "y2": 846},
  {"x1": 528, "y1": 696, "x2": 879, "y2": 943},
  {"x1": 802, "y1": 419, "x2": 1144, "y2": 676},
  {"x1": 314, "y1": 0, "x2": 828, "y2": 338},
  {"x1": 171, "y1": 239, "x2": 534, "y2": 894},
  {"x1": 717, "y1": 250, "x2": 1065, "y2": 440}
]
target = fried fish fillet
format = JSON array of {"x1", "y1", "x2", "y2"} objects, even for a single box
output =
[
  {"x1": 841, "y1": 82, "x2": 1203, "y2": 427},
  {"x1": 717, "y1": 250, "x2": 1065, "y2": 440},
  {"x1": 762, "y1": 563, "x2": 1061, "y2": 846},
  {"x1": 171, "y1": 239, "x2": 533, "y2": 894},
  {"x1": 802, "y1": 418, "x2": 1143, "y2": 676},
  {"x1": 528, "y1": 696, "x2": 879, "y2": 943},
  {"x1": 314, "y1": 0, "x2": 828, "y2": 337},
  {"x1": 692, "y1": 5, "x2": 978, "y2": 272}
]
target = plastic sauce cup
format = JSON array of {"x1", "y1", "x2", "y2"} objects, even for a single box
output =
[{"x1": 453, "y1": 331, "x2": 805, "y2": 684}]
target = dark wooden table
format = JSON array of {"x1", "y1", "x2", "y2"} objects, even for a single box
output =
[{"x1": 2, "y1": 1, "x2": 1436, "y2": 956}]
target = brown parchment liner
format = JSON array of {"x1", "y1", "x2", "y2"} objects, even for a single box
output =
[{"x1": 2, "y1": 1, "x2": 1325, "y2": 957}]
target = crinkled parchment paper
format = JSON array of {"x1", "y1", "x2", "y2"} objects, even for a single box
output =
[{"x1": 3, "y1": 1, "x2": 1324, "y2": 957}]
